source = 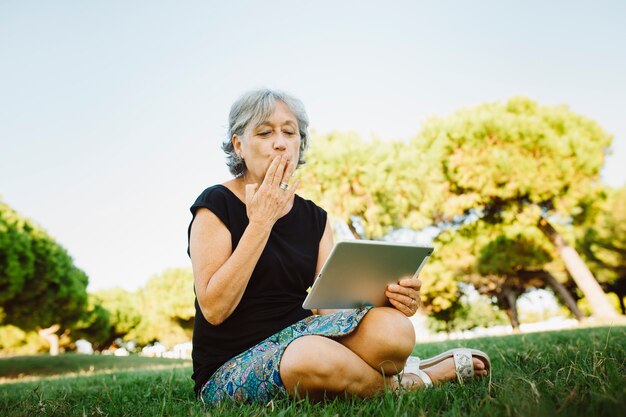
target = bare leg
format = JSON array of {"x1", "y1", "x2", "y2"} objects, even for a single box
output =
[
  {"x1": 279, "y1": 335, "x2": 488, "y2": 400},
  {"x1": 279, "y1": 307, "x2": 417, "y2": 400},
  {"x1": 279, "y1": 335, "x2": 404, "y2": 401},
  {"x1": 336, "y1": 307, "x2": 416, "y2": 375}
]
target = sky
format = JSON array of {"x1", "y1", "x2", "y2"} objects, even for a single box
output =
[{"x1": 1, "y1": 1, "x2": 625, "y2": 292}]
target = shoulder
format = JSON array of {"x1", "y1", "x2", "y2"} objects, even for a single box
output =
[
  {"x1": 192, "y1": 184, "x2": 235, "y2": 208},
  {"x1": 190, "y1": 185, "x2": 244, "y2": 220},
  {"x1": 194, "y1": 184, "x2": 230, "y2": 202}
]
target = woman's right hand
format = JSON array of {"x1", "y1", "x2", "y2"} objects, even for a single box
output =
[
  {"x1": 191, "y1": 155, "x2": 300, "y2": 325},
  {"x1": 245, "y1": 155, "x2": 300, "y2": 229}
]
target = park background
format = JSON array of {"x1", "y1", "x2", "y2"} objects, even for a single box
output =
[
  {"x1": 2, "y1": 2, "x2": 626, "y2": 416},
  {"x1": 2, "y1": 1, "x2": 626, "y2": 356}
]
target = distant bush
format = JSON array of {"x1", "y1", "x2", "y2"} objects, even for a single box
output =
[
  {"x1": 425, "y1": 292, "x2": 509, "y2": 332},
  {"x1": 0, "y1": 325, "x2": 47, "y2": 356}
]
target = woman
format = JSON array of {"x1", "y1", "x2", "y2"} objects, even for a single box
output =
[{"x1": 187, "y1": 89, "x2": 490, "y2": 404}]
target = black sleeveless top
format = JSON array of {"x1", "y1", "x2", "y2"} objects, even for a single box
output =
[{"x1": 187, "y1": 185, "x2": 327, "y2": 396}]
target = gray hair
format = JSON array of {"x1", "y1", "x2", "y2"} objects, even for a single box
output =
[{"x1": 222, "y1": 89, "x2": 310, "y2": 177}]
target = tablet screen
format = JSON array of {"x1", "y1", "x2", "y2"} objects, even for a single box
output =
[{"x1": 302, "y1": 240, "x2": 433, "y2": 309}]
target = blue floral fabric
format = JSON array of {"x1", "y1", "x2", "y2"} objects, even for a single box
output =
[{"x1": 200, "y1": 307, "x2": 371, "y2": 405}]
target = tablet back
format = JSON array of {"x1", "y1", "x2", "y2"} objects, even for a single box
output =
[{"x1": 302, "y1": 240, "x2": 433, "y2": 309}]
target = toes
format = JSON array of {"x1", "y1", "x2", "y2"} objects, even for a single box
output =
[
  {"x1": 471, "y1": 357, "x2": 490, "y2": 378},
  {"x1": 473, "y1": 358, "x2": 485, "y2": 370}
]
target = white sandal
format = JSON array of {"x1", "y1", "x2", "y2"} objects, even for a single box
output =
[
  {"x1": 402, "y1": 348, "x2": 491, "y2": 387},
  {"x1": 402, "y1": 356, "x2": 433, "y2": 388},
  {"x1": 419, "y1": 348, "x2": 491, "y2": 382}
]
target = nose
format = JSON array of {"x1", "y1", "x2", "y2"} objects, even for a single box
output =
[{"x1": 273, "y1": 132, "x2": 287, "y2": 151}]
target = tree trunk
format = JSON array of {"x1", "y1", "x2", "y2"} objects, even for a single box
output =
[
  {"x1": 38, "y1": 324, "x2": 61, "y2": 356},
  {"x1": 542, "y1": 271, "x2": 585, "y2": 321},
  {"x1": 506, "y1": 290, "x2": 520, "y2": 331},
  {"x1": 95, "y1": 332, "x2": 121, "y2": 352},
  {"x1": 347, "y1": 220, "x2": 362, "y2": 240},
  {"x1": 537, "y1": 217, "x2": 621, "y2": 320},
  {"x1": 499, "y1": 288, "x2": 520, "y2": 331}
]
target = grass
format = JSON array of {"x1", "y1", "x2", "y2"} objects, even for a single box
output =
[
  {"x1": 0, "y1": 354, "x2": 188, "y2": 380},
  {"x1": 0, "y1": 325, "x2": 624, "y2": 416}
]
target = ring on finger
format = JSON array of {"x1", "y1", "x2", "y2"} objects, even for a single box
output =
[{"x1": 279, "y1": 182, "x2": 289, "y2": 190}]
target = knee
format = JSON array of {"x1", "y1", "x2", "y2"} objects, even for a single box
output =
[{"x1": 365, "y1": 307, "x2": 416, "y2": 358}]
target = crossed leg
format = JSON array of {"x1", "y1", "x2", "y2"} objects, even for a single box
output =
[
  {"x1": 279, "y1": 307, "x2": 417, "y2": 400},
  {"x1": 337, "y1": 307, "x2": 416, "y2": 375},
  {"x1": 279, "y1": 307, "x2": 488, "y2": 400}
]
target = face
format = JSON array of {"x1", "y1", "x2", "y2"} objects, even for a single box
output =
[{"x1": 233, "y1": 101, "x2": 301, "y2": 182}]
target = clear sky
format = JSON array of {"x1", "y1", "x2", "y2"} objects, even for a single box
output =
[{"x1": 1, "y1": 0, "x2": 625, "y2": 291}]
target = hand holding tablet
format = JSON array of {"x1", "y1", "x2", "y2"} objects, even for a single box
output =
[{"x1": 302, "y1": 240, "x2": 433, "y2": 310}]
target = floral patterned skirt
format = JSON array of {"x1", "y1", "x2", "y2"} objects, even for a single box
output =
[{"x1": 200, "y1": 307, "x2": 372, "y2": 405}]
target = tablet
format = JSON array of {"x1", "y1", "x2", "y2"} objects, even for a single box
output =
[{"x1": 302, "y1": 240, "x2": 433, "y2": 309}]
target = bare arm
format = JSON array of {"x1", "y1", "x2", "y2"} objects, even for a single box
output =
[
  {"x1": 190, "y1": 155, "x2": 299, "y2": 325},
  {"x1": 189, "y1": 209, "x2": 274, "y2": 325}
]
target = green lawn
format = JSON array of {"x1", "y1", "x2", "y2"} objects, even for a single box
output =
[{"x1": 1, "y1": 326, "x2": 625, "y2": 416}]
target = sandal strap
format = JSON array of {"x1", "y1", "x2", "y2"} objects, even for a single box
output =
[
  {"x1": 402, "y1": 356, "x2": 432, "y2": 388},
  {"x1": 413, "y1": 368, "x2": 433, "y2": 388},
  {"x1": 453, "y1": 348, "x2": 474, "y2": 380},
  {"x1": 404, "y1": 356, "x2": 421, "y2": 371}
]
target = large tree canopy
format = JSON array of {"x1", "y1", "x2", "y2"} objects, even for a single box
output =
[
  {"x1": 412, "y1": 97, "x2": 611, "y2": 220},
  {"x1": 0, "y1": 201, "x2": 34, "y2": 306},
  {"x1": 298, "y1": 97, "x2": 620, "y2": 327},
  {"x1": 298, "y1": 131, "x2": 438, "y2": 239},
  {"x1": 410, "y1": 97, "x2": 619, "y2": 321},
  {"x1": 0, "y1": 201, "x2": 88, "y2": 331},
  {"x1": 1, "y1": 200, "x2": 89, "y2": 354}
]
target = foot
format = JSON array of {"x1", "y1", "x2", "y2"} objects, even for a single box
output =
[{"x1": 403, "y1": 357, "x2": 488, "y2": 388}]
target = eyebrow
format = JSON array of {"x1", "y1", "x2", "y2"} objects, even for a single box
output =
[{"x1": 255, "y1": 120, "x2": 297, "y2": 129}]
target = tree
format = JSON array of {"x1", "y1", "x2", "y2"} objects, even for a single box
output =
[
  {"x1": 85, "y1": 288, "x2": 142, "y2": 350},
  {"x1": 411, "y1": 97, "x2": 620, "y2": 321},
  {"x1": 298, "y1": 131, "x2": 437, "y2": 239},
  {"x1": 576, "y1": 186, "x2": 626, "y2": 313},
  {"x1": 475, "y1": 223, "x2": 583, "y2": 326},
  {"x1": 417, "y1": 215, "x2": 583, "y2": 330},
  {"x1": 0, "y1": 200, "x2": 89, "y2": 354},
  {"x1": 0, "y1": 325, "x2": 47, "y2": 355},
  {"x1": 127, "y1": 268, "x2": 195, "y2": 347},
  {"x1": 71, "y1": 293, "x2": 121, "y2": 351},
  {"x1": 0, "y1": 201, "x2": 34, "y2": 306},
  {"x1": 425, "y1": 288, "x2": 509, "y2": 332},
  {"x1": 298, "y1": 131, "x2": 516, "y2": 328}
]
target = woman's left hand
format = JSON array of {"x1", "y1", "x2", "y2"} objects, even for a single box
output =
[{"x1": 385, "y1": 277, "x2": 421, "y2": 317}]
